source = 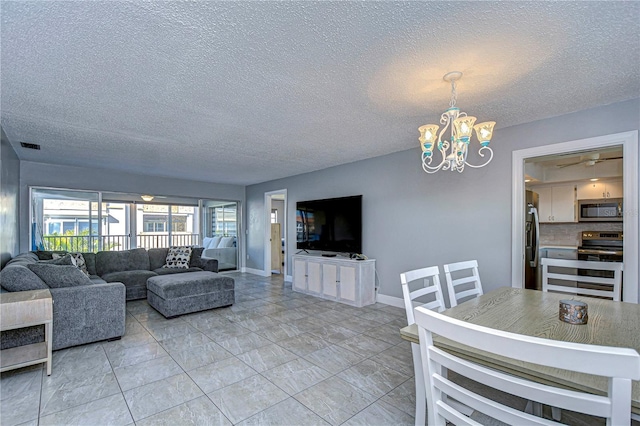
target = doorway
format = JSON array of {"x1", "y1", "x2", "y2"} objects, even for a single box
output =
[
  {"x1": 264, "y1": 189, "x2": 287, "y2": 278},
  {"x1": 511, "y1": 131, "x2": 638, "y2": 303}
]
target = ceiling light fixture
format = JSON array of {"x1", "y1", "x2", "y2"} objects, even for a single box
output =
[
  {"x1": 418, "y1": 71, "x2": 496, "y2": 174},
  {"x1": 140, "y1": 195, "x2": 154, "y2": 202},
  {"x1": 590, "y1": 178, "x2": 599, "y2": 182}
]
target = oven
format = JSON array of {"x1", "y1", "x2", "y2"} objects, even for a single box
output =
[{"x1": 577, "y1": 231, "x2": 623, "y2": 293}]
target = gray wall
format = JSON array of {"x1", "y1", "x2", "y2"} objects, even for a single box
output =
[
  {"x1": 19, "y1": 161, "x2": 246, "y2": 252},
  {"x1": 245, "y1": 98, "x2": 640, "y2": 301},
  {"x1": 0, "y1": 129, "x2": 21, "y2": 268}
]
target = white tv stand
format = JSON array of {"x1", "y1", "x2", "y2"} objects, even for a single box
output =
[{"x1": 292, "y1": 254, "x2": 376, "y2": 307}]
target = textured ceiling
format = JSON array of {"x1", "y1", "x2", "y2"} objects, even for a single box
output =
[{"x1": 1, "y1": 2, "x2": 639, "y2": 185}]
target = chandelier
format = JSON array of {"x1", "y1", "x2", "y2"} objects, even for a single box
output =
[{"x1": 418, "y1": 71, "x2": 496, "y2": 174}]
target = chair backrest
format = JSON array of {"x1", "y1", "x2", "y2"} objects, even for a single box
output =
[
  {"x1": 443, "y1": 260, "x2": 483, "y2": 308},
  {"x1": 413, "y1": 306, "x2": 640, "y2": 426},
  {"x1": 541, "y1": 258, "x2": 623, "y2": 301},
  {"x1": 400, "y1": 266, "x2": 446, "y2": 325}
]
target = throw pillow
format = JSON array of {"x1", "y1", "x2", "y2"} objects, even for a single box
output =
[
  {"x1": 26, "y1": 264, "x2": 92, "y2": 288},
  {"x1": 202, "y1": 237, "x2": 214, "y2": 249},
  {"x1": 54, "y1": 252, "x2": 89, "y2": 276},
  {"x1": 40, "y1": 253, "x2": 76, "y2": 266},
  {"x1": 209, "y1": 236, "x2": 222, "y2": 249},
  {"x1": 219, "y1": 236, "x2": 235, "y2": 248},
  {"x1": 163, "y1": 246, "x2": 192, "y2": 269}
]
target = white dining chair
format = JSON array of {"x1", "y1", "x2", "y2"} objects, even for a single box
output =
[
  {"x1": 443, "y1": 260, "x2": 483, "y2": 307},
  {"x1": 541, "y1": 258, "x2": 623, "y2": 301},
  {"x1": 414, "y1": 305, "x2": 640, "y2": 426},
  {"x1": 400, "y1": 266, "x2": 447, "y2": 425}
]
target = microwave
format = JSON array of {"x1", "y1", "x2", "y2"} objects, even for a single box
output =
[{"x1": 578, "y1": 198, "x2": 623, "y2": 222}]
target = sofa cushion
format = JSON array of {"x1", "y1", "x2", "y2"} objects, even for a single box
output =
[
  {"x1": 101, "y1": 270, "x2": 157, "y2": 289},
  {"x1": 219, "y1": 236, "x2": 235, "y2": 248},
  {"x1": 153, "y1": 267, "x2": 203, "y2": 275},
  {"x1": 89, "y1": 275, "x2": 108, "y2": 284},
  {"x1": 26, "y1": 264, "x2": 92, "y2": 288},
  {"x1": 189, "y1": 247, "x2": 204, "y2": 268},
  {"x1": 82, "y1": 252, "x2": 97, "y2": 276},
  {"x1": 53, "y1": 252, "x2": 89, "y2": 276},
  {"x1": 207, "y1": 236, "x2": 222, "y2": 249},
  {"x1": 148, "y1": 248, "x2": 169, "y2": 271},
  {"x1": 96, "y1": 248, "x2": 150, "y2": 275},
  {"x1": 6, "y1": 252, "x2": 39, "y2": 267},
  {"x1": 0, "y1": 265, "x2": 49, "y2": 292},
  {"x1": 147, "y1": 271, "x2": 234, "y2": 299},
  {"x1": 163, "y1": 246, "x2": 192, "y2": 269},
  {"x1": 40, "y1": 253, "x2": 76, "y2": 266}
]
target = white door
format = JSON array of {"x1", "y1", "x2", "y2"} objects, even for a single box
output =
[
  {"x1": 338, "y1": 265, "x2": 357, "y2": 302},
  {"x1": 293, "y1": 259, "x2": 307, "y2": 291},
  {"x1": 537, "y1": 187, "x2": 553, "y2": 222},
  {"x1": 322, "y1": 263, "x2": 338, "y2": 298},
  {"x1": 307, "y1": 261, "x2": 322, "y2": 294}
]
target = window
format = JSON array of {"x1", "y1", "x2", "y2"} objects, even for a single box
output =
[
  {"x1": 31, "y1": 187, "x2": 234, "y2": 255},
  {"x1": 271, "y1": 209, "x2": 278, "y2": 224}
]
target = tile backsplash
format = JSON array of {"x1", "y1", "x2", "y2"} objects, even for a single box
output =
[{"x1": 539, "y1": 222, "x2": 623, "y2": 246}]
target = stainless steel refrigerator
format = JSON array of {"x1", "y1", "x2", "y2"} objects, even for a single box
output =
[{"x1": 525, "y1": 190, "x2": 540, "y2": 290}]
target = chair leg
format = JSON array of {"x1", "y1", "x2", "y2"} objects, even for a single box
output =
[
  {"x1": 551, "y1": 407, "x2": 561, "y2": 421},
  {"x1": 411, "y1": 343, "x2": 427, "y2": 426}
]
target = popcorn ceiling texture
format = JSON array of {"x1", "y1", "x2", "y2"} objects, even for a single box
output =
[{"x1": 1, "y1": 2, "x2": 639, "y2": 185}]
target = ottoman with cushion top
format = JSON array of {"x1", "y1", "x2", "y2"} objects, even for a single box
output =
[{"x1": 146, "y1": 271, "x2": 234, "y2": 318}]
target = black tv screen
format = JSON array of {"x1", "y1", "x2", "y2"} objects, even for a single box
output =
[{"x1": 296, "y1": 195, "x2": 362, "y2": 254}]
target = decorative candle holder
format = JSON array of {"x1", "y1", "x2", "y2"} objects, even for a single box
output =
[{"x1": 559, "y1": 300, "x2": 588, "y2": 325}]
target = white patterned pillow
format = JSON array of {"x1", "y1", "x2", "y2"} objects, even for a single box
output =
[
  {"x1": 163, "y1": 246, "x2": 192, "y2": 269},
  {"x1": 53, "y1": 252, "x2": 89, "y2": 276}
]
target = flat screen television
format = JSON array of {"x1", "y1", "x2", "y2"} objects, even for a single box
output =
[{"x1": 296, "y1": 195, "x2": 362, "y2": 254}]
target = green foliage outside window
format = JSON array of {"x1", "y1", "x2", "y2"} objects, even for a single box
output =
[{"x1": 43, "y1": 229, "x2": 118, "y2": 252}]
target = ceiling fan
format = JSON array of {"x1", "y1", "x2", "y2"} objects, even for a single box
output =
[{"x1": 556, "y1": 153, "x2": 623, "y2": 168}]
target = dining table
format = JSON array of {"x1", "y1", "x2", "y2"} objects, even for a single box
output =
[{"x1": 399, "y1": 287, "x2": 640, "y2": 418}]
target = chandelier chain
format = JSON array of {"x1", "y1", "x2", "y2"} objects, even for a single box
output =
[{"x1": 449, "y1": 79, "x2": 457, "y2": 108}]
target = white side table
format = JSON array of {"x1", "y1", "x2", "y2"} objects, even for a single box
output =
[{"x1": 0, "y1": 289, "x2": 53, "y2": 375}]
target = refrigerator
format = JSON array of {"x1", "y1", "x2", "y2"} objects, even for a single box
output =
[{"x1": 525, "y1": 190, "x2": 540, "y2": 290}]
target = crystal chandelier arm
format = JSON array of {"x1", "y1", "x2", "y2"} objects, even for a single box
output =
[{"x1": 464, "y1": 146, "x2": 494, "y2": 168}]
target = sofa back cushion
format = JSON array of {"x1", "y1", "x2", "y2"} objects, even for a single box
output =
[
  {"x1": 219, "y1": 236, "x2": 235, "y2": 248},
  {"x1": 27, "y1": 264, "x2": 92, "y2": 288},
  {"x1": 148, "y1": 248, "x2": 169, "y2": 270},
  {"x1": 96, "y1": 248, "x2": 150, "y2": 276},
  {"x1": 0, "y1": 265, "x2": 49, "y2": 292},
  {"x1": 189, "y1": 247, "x2": 204, "y2": 268},
  {"x1": 81, "y1": 252, "x2": 97, "y2": 276}
]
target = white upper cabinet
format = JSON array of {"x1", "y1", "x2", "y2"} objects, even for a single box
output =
[
  {"x1": 576, "y1": 180, "x2": 623, "y2": 200},
  {"x1": 536, "y1": 184, "x2": 576, "y2": 223}
]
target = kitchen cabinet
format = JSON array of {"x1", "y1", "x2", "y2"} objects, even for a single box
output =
[
  {"x1": 576, "y1": 180, "x2": 622, "y2": 200},
  {"x1": 536, "y1": 184, "x2": 576, "y2": 223},
  {"x1": 292, "y1": 254, "x2": 375, "y2": 307}
]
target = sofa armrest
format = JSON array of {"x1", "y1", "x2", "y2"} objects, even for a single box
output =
[
  {"x1": 200, "y1": 258, "x2": 218, "y2": 273},
  {"x1": 49, "y1": 282, "x2": 126, "y2": 350}
]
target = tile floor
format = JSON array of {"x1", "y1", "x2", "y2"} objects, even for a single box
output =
[
  {"x1": 0, "y1": 273, "x2": 627, "y2": 425},
  {"x1": 2, "y1": 273, "x2": 416, "y2": 426}
]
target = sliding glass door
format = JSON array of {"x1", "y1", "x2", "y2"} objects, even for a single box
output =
[
  {"x1": 31, "y1": 188, "x2": 238, "y2": 271},
  {"x1": 31, "y1": 188, "x2": 101, "y2": 251}
]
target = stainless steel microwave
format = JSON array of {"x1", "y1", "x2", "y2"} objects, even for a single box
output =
[{"x1": 578, "y1": 198, "x2": 623, "y2": 222}]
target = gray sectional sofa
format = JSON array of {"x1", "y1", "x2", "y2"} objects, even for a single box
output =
[{"x1": 0, "y1": 247, "x2": 221, "y2": 351}]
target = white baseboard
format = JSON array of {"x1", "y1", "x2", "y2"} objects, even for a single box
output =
[
  {"x1": 241, "y1": 267, "x2": 270, "y2": 277},
  {"x1": 376, "y1": 293, "x2": 404, "y2": 308}
]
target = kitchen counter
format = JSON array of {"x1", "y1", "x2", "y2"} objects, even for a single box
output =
[{"x1": 539, "y1": 244, "x2": 578, "y2": 250}]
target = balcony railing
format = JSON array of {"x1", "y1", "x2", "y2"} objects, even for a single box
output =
[
  {"x1": 137, "y1": 234, "x2": 200, "y2": 249},
  {"x1": 42, "y1": 233, "x2": 200, "y2": 252},
  {"x1": 42, "y1": 235, "x2": 130, "y2": 252}
]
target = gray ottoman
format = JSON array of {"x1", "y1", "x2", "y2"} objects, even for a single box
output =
[{"x1": 146, "y1": 271, "x2": 234, "y2": 318}]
